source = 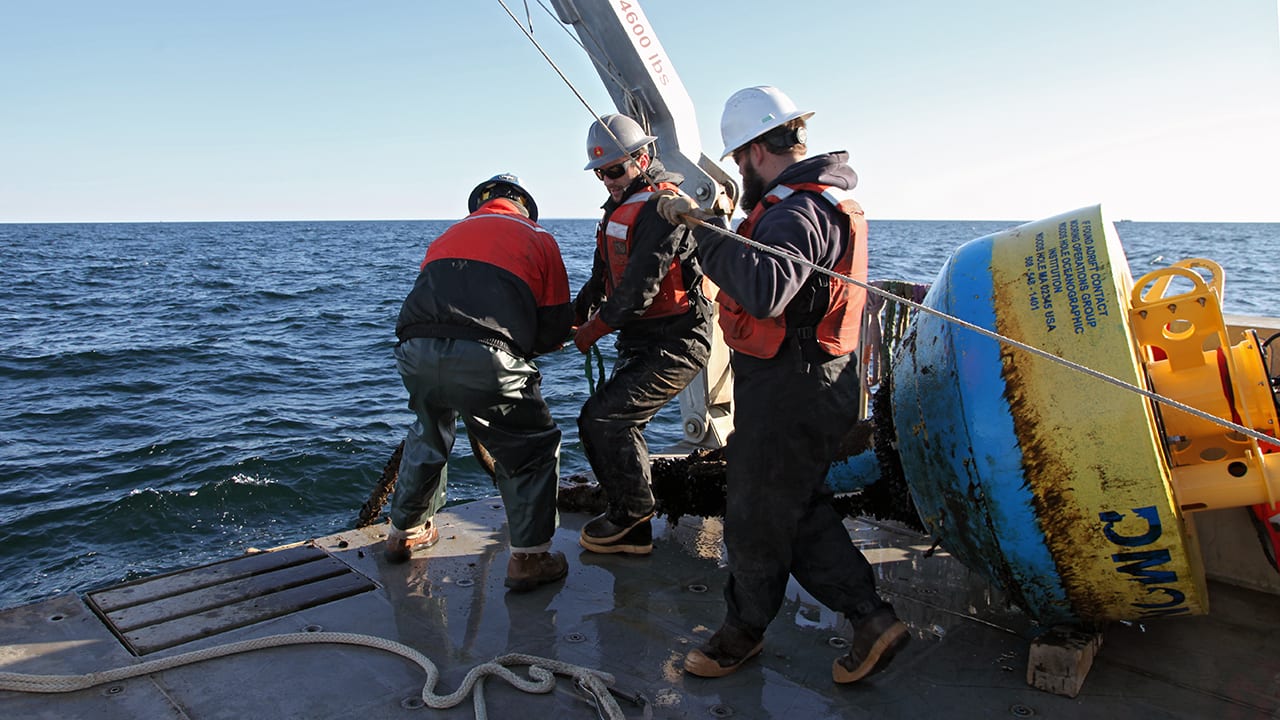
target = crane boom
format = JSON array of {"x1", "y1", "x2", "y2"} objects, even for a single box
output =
[{"x1": 551, "y1": 0, "x2": 736, "y2": 448}]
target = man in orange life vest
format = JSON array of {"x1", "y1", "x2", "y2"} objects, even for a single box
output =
[
  {"x1": 388, "y1": 174, "x2": 574, "y2": 593},
  {"x1": 657, "y1": 87, "x2": 909, "y2": 683},
  {"x1": 573, "y1": 113, "x2": 713, "y2": 555}
]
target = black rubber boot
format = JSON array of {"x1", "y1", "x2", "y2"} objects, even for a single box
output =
[
  {"x1": 832, "y1": 609, "x2": 909, "y2": 684},
  {"x1": 683, "y1": 624, "x2": 764, "y2": 678},
  {"x1": 579, "y1": 512, "x2": 653, "y2": 555}
]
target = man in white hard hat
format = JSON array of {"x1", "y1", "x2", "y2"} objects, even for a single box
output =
[
  {"x1": 572, "y1": 113, "x2": 714, "y2": 555},
  {"x1": 657, "y1": 87, "x2": 908, "y2": 683},
  {"x1": 388, "y1": 174, "x2": 573, "y2": 593}
]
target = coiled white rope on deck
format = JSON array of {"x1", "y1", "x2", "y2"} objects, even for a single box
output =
[{"x1": 0, "y1": 631, "x2": 625, "y2": 720}]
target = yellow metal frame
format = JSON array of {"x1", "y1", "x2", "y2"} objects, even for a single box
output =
[{"x1": 1129, "y1": 259, "x2": 1280, "y2": 512}]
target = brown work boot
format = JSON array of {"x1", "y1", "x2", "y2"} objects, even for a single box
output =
[
  {"x1": 832, "y1": 609, "x2": 909, "y2": 684},
  {"x1": 383, "y1": 524, "x2": 440, "y2": 564},
  {"x1": 504, "y1": 550, "x2": 568, "y2": 592},
  {"x1": 683, "y1": 624, "x2": 764, "y2": 678}
]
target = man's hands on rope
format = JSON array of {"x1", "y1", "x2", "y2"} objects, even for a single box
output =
[
  {"x1": 655, "y1": 189, "x2": 731, "y2": 228},
  {"x1": 573, "y1": 313, "x2": 612, "y2": 354}
]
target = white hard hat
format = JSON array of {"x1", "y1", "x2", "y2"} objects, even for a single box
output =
[
  {"x1": 584, "y1": 114, "x2": 657, "y2": 170},
  {"x1": 719, "y1": 86, "x2": 814, "y2": 160}
]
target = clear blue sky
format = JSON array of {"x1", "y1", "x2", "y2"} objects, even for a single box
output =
[{"x1": 2, "y1": 1, "x2": 1278, "y2": 223}]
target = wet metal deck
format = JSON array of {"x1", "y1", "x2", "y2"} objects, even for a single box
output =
[{"x1": 1, "y1": 499, "x2": 1277, "y2": 718}]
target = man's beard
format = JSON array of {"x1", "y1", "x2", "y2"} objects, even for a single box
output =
[{"x1": 739, "y1": 160, "x2": 765, "y2": 214}]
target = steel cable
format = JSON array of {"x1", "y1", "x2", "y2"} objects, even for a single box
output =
[{"x1": 493, "y1": 0, "x2": 1277, "y2": 447}]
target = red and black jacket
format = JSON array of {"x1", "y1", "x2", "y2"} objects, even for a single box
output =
[{"x1": 396, "y1": 198, "x2": 573, "y2": 358}]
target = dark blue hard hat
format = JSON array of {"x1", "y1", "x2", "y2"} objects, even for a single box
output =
[{"x1": 467, "y1": 173, "x2": 538, "y2": 222}]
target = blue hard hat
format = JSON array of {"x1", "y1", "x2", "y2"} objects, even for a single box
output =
[{"x1": 468, "y1": 173, "x2": 538, "y2": 222}]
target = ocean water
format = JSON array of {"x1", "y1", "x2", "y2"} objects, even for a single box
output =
[{"x1": 1, "y1": 216, "x2": 1276, "y2": 608}]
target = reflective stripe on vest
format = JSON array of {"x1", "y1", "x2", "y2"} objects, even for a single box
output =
[
  {"x1": 595, "y1": 181, "x2": 690, "y2": 320},
  {"x1": 717, "y1": 182, "x2": 868, "y2": 359}
]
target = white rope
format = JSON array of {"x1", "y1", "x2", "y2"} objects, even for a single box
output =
[{"x1": 0, "y1": 631, "x2": 624, "y2": 720}]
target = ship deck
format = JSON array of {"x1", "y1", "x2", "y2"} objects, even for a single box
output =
[{"x1": 1, "y1": 498, "x2": 1278, "y2": 719}]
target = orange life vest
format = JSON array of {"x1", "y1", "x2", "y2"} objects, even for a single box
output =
[
  {"x1": 717, "y1": 182, "x2": 868, "y2": 359},
  {"x1": 596, "y1": 181, "x2": 689, "y2": 319}
]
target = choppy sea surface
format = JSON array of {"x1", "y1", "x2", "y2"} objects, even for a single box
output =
[{"x1": 1, "y1": 216, "x2": 1276, "y2": 607}]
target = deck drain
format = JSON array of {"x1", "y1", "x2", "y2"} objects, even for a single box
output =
[
  {"x1": 402, "y1": 696, "x2": 426, "y2": 710},
  {"x1": 564, "y1": 632, "x2": 587, "y2": 643},
  {"x1": 708, "y1": 704, "x2": 735, "y2": 717},
  {"x1": 457, "y1": 579, "x2": 475, "y2": 588},
  {"x1": 1010, "y1": 704, "x2": 1035, "y2": 717},
  {"x1": 687, "y1": 583, "x2": 708, "y2": 593},
  {"x1": 827, "y1": 636, "x2": 850, "y2": 650}
]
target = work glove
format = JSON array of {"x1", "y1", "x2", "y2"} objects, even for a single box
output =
[
  {"x1": 655, "y1": 190, "x2": 704, "y2": 228},
  {"x1": 574, "y1": 313, "x2": 612, "y2": 354}
]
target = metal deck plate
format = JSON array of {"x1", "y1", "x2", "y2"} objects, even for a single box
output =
[
  {"x1": 2, "y1": 500, "x2": 1278, "y2": 718},
  {"x1": 86, "y1": 543, "x2": 376, "y2": 655}
]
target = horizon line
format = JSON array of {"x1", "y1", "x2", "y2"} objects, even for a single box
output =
[{"x1": 4, "y1": 216, "x2": 1279, "y2": 226}]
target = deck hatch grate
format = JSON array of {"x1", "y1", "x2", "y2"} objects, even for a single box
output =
[{"x1": 85, "y1": 544, "x2": 376, "y2": 655}]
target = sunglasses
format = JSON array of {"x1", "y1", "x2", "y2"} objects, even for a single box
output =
[{"x1": 593, "y1": 161, "x2": 631, "y2": 180}]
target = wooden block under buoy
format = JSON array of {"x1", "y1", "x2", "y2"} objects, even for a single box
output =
[{"x1": 1026, "y1": 625, "x2": 1104, "y2": 698}]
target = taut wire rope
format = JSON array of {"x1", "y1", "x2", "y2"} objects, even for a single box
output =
[{"x1": 495, "y1": 0, "x2": 1277, "y2": 448}]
